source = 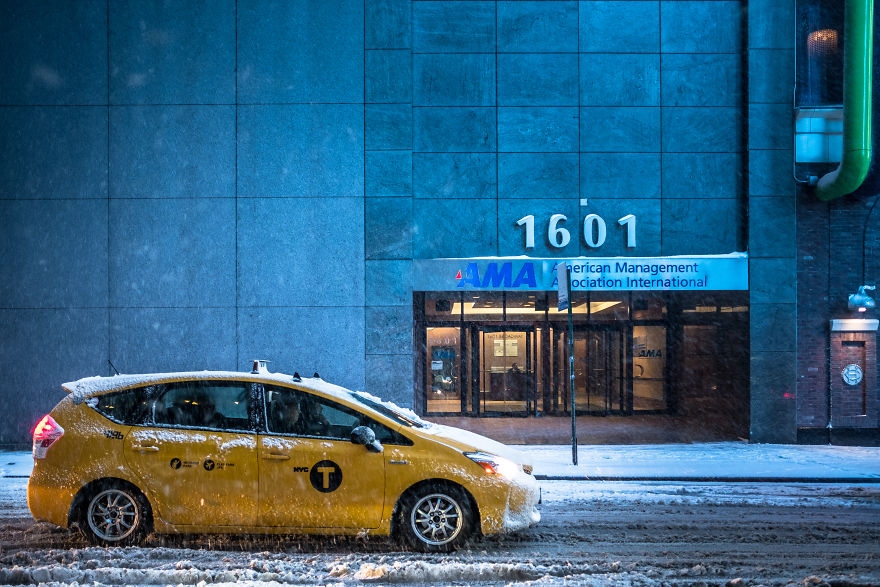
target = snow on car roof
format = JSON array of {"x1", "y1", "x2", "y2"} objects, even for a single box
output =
[{"x1": 63, "y1": 369, "x2": 355, "y2": 404}]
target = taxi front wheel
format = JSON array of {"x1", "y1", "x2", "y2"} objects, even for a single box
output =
[
  {"x1": 80, "y1": 482, "x2": 151, "y2": 546},
  {"x1": 398, "y1": 483, "x2": 473, "y2": 552}
]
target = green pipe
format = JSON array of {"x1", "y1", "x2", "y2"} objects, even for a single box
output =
[{"x1": 815, "y1": 0, "x2": 874, "y2": 201}]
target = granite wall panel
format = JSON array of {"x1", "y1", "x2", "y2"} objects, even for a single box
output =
[
  {"x1": 109, "y1": 307, "x2": 237, "y2": 373},
  {"x1": 237, "y1": 0, "x2": 363, "y2": 103},
  {"x1": 366, "y1": 151, "x2": 413, "y2": 198},
  {"x1": 499, "y1": 153, "x2": 579, "y2": 200},
  {"x1": 237, "y1": 105, "x2": 364, "y2": 197},
  {"x1": 239, "y1": 306, "x2": 366, "y2": 388},
  {"x1": 499, "y1": 107, "x2": 580, "y2": 152},
  {"x1": 413, "y1": 1, "x2": 495, "y2": 52},
  {"x1": 414, "y1": 107, "x2": 496, "y2": 152},
  {"x1": 0, "y1": 0, "x2": 107, "y2": 105},
  {"x1": 237, "y1": 197, "x2": 365, "y2": 308},
  {"x1": 0, "y1": 107, "x2": 108, "y2": 198},
  {"x1": 413, "y1": 198, "x2": 498, "y2": 258},
  {"x1": 498, "y1": 1, "x2": 578, "y2": 52},
  {"x1": 581, "y1": 54, "x2": 660, "y2": 107},
  {"x1": 109, "y1": 0, "x2": 235, "y2": 104},
  {"x1": 109, "y1": 198, "x2": 236, "y2": 308},
  {"x1": 0, "y1": 200, "x2": 108, "y2": 309},
  {"x1": 366, "y1": 197, "x2": 413, "y2": 260},
  {"x1": 413, "y1": 153, "x2": 497, "y2": 199},
  {"x1": 581, "y1": 153, "x2": 662, "y2": 200},
  {"x1": 579, "y1": 2, "x2": 659, "y2": 53},
  {"x1": 110, "y1": 106, "x2": 235, "y2": 198}
]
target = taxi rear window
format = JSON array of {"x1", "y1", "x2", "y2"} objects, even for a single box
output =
[{"x1": 89, "y1": 386, "x2": 156, "y2": 425}]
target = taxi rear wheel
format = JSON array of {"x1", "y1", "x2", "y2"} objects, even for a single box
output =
[
  {"x1": 397, "y1": 483, "x2": 473, "y2": 552},
  {"x1": 80, "y1": 482, "x2": 151, "y2": 546}
]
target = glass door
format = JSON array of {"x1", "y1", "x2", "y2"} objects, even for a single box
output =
[
  {"x1": 581, "y1": 328, "x2": 627, "y2": 413},
  {"x1": 425, "y1": 326, "x2": 464, "y2": 414},
  {"x1": 554, "y1": 326, "x2": 628, "y2": 414},
  {"x1": 477, "y1": 328, "x2": 534, "y2": 415}
]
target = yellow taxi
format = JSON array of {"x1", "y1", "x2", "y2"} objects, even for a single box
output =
[{"x1": 27, "y1": 361, "x2": 540, "y2": 552}]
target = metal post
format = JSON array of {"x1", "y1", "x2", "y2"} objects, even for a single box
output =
[
  {"x1": 568, "y1": 281, "x2": 576, "y2": 465},
  {"x1": 556, "y1": 260, "x2": 577, "y2": 466}
]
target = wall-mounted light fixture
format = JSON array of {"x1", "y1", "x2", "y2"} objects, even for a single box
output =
[{"x1": 848, "y1": 285, "x2": 876, "y2": 312}]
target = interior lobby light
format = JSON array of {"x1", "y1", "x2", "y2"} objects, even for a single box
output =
[
  {"x1": 807, "y1": 28, "x2": 839, "y2": 56},
  {"x1": 450, "y1": 301, "x2": 620, "y2": 316},
  {"x1": 848, "y1": 285, "x2": 876, "y2": 312}
]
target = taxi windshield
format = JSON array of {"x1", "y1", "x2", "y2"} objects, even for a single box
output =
[{"x1": 350, "y1": 391, "x2": 428, "y2": 429}]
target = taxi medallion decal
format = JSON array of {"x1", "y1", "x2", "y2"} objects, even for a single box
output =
[{"x1": 310, "y1": 460, "x2": 342, "y2": 493}]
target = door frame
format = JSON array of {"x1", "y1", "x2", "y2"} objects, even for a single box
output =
[
  {"x1": 472, "y1": 325, "x2": 536, "y2": 417},
  {"x1": 552, "y1": 324, "x2": 631, "y2": 416}
]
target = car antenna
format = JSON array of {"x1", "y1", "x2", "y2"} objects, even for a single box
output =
[
  {"x1": 108, "y1": 359, "x2": 120, "y2": 376},
  {"x1": 293, "y1": 372, "x2": 301, "y2": 381},
  {"x1": 313, "y1": 372, "x2": 320, "y2": 379}
]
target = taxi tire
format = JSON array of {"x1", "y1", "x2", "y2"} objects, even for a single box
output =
[
  {"x1": 398, "y1": 483, "x2": 473, "y2": 553},
  {"x1": 80, "y1": 482, "x2": 151, "y2": 546}
]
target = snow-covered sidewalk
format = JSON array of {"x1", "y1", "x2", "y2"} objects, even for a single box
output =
[
  {"x1": 4, "y1": 442, "x2": 880, "y2": 482},
  {"x1": 522, "y1": 442, "x2": 880, "y2": 481}
]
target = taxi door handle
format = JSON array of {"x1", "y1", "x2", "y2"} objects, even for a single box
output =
[
  {"x1": 263, "y1": 453, "x2": 290, "y2": 461},
  {"x1": 131, "y1": 445, "x2": 160, "y2": 453}
]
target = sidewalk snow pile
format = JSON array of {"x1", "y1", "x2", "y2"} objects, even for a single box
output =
[{"x1": 520, "y1": 442, "x2": 880, "y2": 481}]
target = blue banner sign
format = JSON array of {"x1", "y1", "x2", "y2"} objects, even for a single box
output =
[{"x1": 413, "y1": 253, "x2": 748, "y2": 292}]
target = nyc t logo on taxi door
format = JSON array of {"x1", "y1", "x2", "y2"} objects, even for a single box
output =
[{"x1": 310, "y1": 460, "x2": 342, "y2": 492}]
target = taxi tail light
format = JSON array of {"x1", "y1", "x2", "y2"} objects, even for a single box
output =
[{"x1": 32, "y1": 415, "x2": 64, "y2": 459}]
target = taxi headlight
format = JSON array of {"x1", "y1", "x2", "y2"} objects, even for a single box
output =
[{"x1": 464, "y1": 452, "x2": 521, "y2": 479}]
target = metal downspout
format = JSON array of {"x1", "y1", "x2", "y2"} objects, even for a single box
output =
[{"x1": 815, "y1": 0, "x2": 874, "y2": 201}]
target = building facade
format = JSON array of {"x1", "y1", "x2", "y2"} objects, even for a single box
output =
[{"x1": 1, "y1": 0, "x2": 877, "y2": 446}]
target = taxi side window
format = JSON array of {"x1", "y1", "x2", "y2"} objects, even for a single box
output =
[
  {"x1": 264, "y1": 386, "x2": 412, "y2": 445},
  {"x1": 90, "y1": 386, "x2": 154, "y2": 425},
  {"x1": 265, "y1": 387, "x2": 335, "y2": 437},
  {"x1": 266, "y1": 387, "x2": 307, "y2": 435},
  {"x1": 154, "y1": 381, "x2": 253, "y2": 431}
]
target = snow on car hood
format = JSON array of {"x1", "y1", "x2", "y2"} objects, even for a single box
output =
[
  {"x1": 349, "y1": 390, "x2": 530, "y2": 468},
  {"x1": 417, "y1": 422, "x2": 530, "y2": 467}
]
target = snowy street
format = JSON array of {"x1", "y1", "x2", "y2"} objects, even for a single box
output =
[{"x1": 2, "y1": 445, "x2": 880, "y2": 586}]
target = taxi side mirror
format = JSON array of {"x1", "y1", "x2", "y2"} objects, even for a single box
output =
[{"x1": 351, "y1": 425, "x2": 383, "y2": 453}]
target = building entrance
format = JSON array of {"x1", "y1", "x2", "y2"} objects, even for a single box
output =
[
  {"x1": 477, "y1": 328, "x2": 535, "y2": 415},
  {"x1": 417, "y1": 291, "x2": 747, "y2": 432}
]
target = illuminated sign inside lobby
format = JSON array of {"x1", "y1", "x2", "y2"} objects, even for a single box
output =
[{"x1": 413, "y1": 254, "x2": 748, "y2": 292}]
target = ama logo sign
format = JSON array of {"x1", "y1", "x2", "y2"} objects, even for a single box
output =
[{"x1": 456, "y1": 261, "x2": 537, "y2": 289}]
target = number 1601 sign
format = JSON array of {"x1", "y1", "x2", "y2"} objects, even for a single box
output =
[{"x1": 516, "y1": 214, "x2": 637, "y2": 249}]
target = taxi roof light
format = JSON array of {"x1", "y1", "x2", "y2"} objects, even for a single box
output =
[{"x1": 251, "y1": 359, "x2": 271, "y2": 374}]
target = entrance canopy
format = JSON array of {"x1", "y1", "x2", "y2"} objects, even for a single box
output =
[{"x1": 414, "y1": 253, "x2": 748, "y2": 292}]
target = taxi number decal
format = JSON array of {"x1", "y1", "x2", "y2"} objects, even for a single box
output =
[
  {"x1": 309, "y1": 460, "x2": 342, "y2": 493},
  {"x1": 168, "y1": 458, "x2": 234, "y2": 471},
  {"x1": 203, "y1": 459, "x2": 235, "y2": 471}
]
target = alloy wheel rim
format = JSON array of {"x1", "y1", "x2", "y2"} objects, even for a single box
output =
[
  {"x1": 410, "y1": 493, "x2": 463, "y2": 546},
  {"x1": 88, "y1": 489, "x2": 139, "y2": 541}
]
